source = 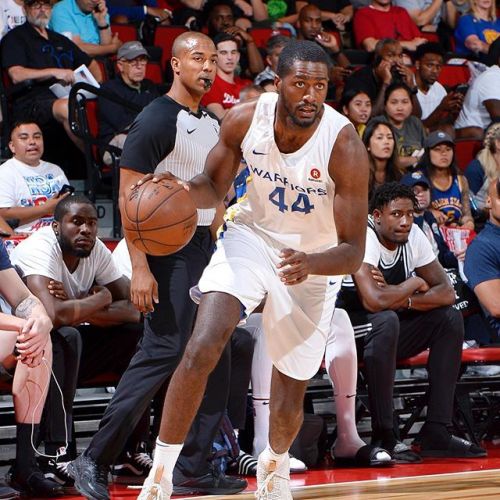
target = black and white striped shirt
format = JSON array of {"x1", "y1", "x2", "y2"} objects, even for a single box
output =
[{"x1": 120, "y1": 95, "x2": 220, "y2": 226}]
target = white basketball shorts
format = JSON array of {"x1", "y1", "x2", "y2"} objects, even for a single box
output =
[{"x1": 198, "y1": 221, "x2": 341, "y2": 380}]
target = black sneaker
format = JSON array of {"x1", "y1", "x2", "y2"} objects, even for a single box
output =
[
  {"x1": 67, "y1": 453, "x2": 110, "y2": 500},
  {"x1": 173, "y1": 466, "x2": 247, "y2": 495},
  {"x1": 228, "y1": 452, "x2": 257, "y2": 476},
  {"x1": 111, "y1": 445, "x2": 153, "y2": 484},
  {"x1": 40, "y1": 458, "x2": 75, "y2": 487},
  {"x1": 7, "y1": 465, "x2": 64, "y2": 497}
]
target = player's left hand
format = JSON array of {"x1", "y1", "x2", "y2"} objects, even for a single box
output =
[{"x1": 277, "y1": 248, "x2": 311, "y2": 285}]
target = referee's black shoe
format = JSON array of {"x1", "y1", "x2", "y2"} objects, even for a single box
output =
[
  {"x1": 67, "y1": 453, "x2": 110, "y2": 500},
  {"x1": 173, "y1": 465, "x2": 247, "y2": 495}
]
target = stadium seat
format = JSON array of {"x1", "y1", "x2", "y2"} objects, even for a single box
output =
[
  {"x1": 248, "y1": 27, "x2": 292, "y2": 48},
  {"x1": 438, "y1": 64, "x2": 470, "y2": 89},
  {"x1": 154, "y1": 26, "x2": 188, "y2": 71},
  {"x1": 111, "y1": 23, "x2": 138, "y2": 42},
  {"x1": 455, "y1": 139, "x2": 482, "y2": 171},
  {"x1": 145, "y1": 61, "x2": 163, "y2": 84},
  {"x1": 419, "y1": 32, "x2": 439, "y2": 43}
]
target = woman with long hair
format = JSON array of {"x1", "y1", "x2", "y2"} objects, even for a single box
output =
[
  {"x1": 363, "y1": 117, "x2": 403, "y2": 197},
  {"x1": 341, "y1": 88, "x2": 372, "y2": 137},
  {"x1": 417, "y1": 131, "x2": 475, "y2": 229},
  {"x1": 465, "y1": 122, "x2": 500, "y2": 211},
  {"x1": 454, "y1": 0, "x2": 500, "y2": 59},
  {"x1": 381, "y1": 83, "x2": 426, "y2": 170}
]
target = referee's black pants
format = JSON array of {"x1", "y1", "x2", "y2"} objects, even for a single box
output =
[
  {"x1": 87, "y1": 227, "x2": 231, "y2": 477},
  {"x1": 350, "y1": 306, "x2": 464, "y2": 433}
]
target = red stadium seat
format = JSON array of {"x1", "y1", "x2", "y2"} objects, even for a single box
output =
[
  {"x1": 248, "y1": 27, "x2": 292, "y2": 49},
  {"x1": 154, "y1": 26, "x2": 188, "y2": 71},
  {"x1": 111, "y1": 23, "x2": 138, "y2": 42},
  {"x1": 145, "y1": 61, "x2": 163, "y2": 84},
  {"x1": 455, "y1": 139, "x2": 482, "y2": 171},
  {"x1": 419, "y1": 32, "x2": 439, "y2": 43},
  {"x1": 438, "y1": 64, "x2": 470, "y2": 89}
]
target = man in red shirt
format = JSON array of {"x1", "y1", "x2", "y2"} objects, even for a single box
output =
[
  {"x1": 354, "y1": 0, "x2": 427, "y2": 52},
  {"x1": 201, "y1": 33, "x2": 251, "y2": 119}
]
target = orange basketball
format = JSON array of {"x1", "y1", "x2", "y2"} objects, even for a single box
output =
[{"x1": 122, "y1": 178, "x2": 198, "y2": 256}]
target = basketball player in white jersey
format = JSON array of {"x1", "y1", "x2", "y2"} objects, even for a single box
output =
[{"x1": 138, "y1": 40, "x2": 369, "y2": 499}]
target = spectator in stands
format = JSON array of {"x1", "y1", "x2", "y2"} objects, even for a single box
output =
[
  {"x1": 50, "y1": 0, "x2": 122, "y2": 56},
  {"x1": 201, "y1": 33, "x2": 251, "y2": 119},
  {"x1": 254, "y1": 34, "x2": 290, "y2": 91},
  {"x1": 10, "y1": 195, "x2": 143, "y2": 486},
  {"x1": 0, "y1": 242, "x2": 60, "y2": 496},
  {"x1": 239, "y1": 83, "x2": 265, "y2": 101},
  {"x1": 341, "y1": 88, "x2": 372, "y2": 137},
  {"x1": 336, "y1": 182, "x2": 486, "y2": 462},
  {"x1": 454, "y1": 0, "x2": 500, "y2": 60},
  {"x1": 417, "y1": 130, "x2": 475, "y2": 228},
  {"x1": 401, "y1": 171, "x2": 460, "y2": 267},
  {"x1": 353, "y1": 0, "x2": 427, "y2": 52},
  {"x1": 465, "y1": 122, "x2": 500, "y2": 212},
  {"x1": 0, "y1": 0, "x2": 102, "y2": 149},
  {"x1": 464, "y1": 176, "x2": 500, "y2": 335},
  {"x1": 345, "y1": 39, "x2": 421, "y2": 116},
  {"x1": 363, "y1": 117, "x2": 403, "y2": 196},
  {"x1": 415, "y1": 43, "x2": 464, "y2": 132},
  {"x1": 98, "y1": 41, "x2": 160, "y2": 164},
  {"x1": 106, "y1": 0, "x2": 172, "y2": 25},
  {"x1": 297, "y1": 0, "x2": 353, "y2": 33},
  {"x1": 381, "y1": 82, "x2": 426, "y2": 169},
  {"x1": 455, "y1": 50, "x2": 500, "y2": 140},
  {"x1": 393, "y1": 0, "x2": 457, "y2": 49},
  {"x1": 205, "y1": 0, "x2": 264, "y2": 76},
  {"x1": 296, "y1": 4, "x2": 351, "y2": 85},
  {"x1": 0, "y1": 0, "x2": 25, "y2": 39},
  {"x1": 0, "y1": 122, "x2": 71, "y2": 234}
]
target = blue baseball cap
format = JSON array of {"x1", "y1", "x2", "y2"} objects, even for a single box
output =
[{"x1": 401, "y1": 171, "x2": 430, "y2": 188}]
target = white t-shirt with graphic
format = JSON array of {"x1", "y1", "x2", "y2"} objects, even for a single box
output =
[
  {"x1": 0, "y1": 0, "x2": 25, "y2": 39},
  {"x1": 0, "y1": 157, "x2": 69, "y2": 233},
  {"x1": 11, "y1": 226, "x2": 122, "y2": 299}
]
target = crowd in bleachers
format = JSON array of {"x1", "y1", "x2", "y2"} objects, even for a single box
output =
[{"x1": 0, "y1": 0, "x2": 499, "y2": 497}]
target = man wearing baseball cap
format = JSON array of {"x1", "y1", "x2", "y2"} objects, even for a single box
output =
[{"x1": 98, "y1": 41, "x2": 160, "y2": 164}]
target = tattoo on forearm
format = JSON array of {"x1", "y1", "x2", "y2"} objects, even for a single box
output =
[{"x1": 15, "y1": 296, "x2": 39, "y2": 319}]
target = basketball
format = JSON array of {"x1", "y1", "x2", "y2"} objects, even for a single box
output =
[{"x1": 122, "y1": 178, "x2": 198, "y2": 256}]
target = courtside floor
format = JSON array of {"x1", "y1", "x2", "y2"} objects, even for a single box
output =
[{"x1": 93, "y1": 444, "x2": 500, "y2": 500}]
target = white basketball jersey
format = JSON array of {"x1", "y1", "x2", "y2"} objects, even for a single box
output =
[{"x1": 233, "y1": 92, "x2": 352, "y2": 253}]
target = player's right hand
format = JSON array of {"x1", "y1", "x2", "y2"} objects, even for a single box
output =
[
  {"x1": 132, "y1": 172, "x2": 189, "y2": 191},
  {"x1": 130, "y1": 267, "x2": 159, "y2": 313}
]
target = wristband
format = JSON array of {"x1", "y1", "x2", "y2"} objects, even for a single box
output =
[
  {"x1": 98, "y1": 23, "x2": 110, "y2": 30},
  {"x1": 407, "y1": 296, "x2": 412, "y2": 309}
]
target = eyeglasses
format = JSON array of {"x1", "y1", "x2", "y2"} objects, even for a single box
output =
[
  {"x1": 121, "y1": 57, "x2": 148, "y2": 67},
  {"x1": 29, "y1": 2, "x2": 52, "y2": 10}
]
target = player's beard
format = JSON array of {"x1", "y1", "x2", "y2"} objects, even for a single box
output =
[
  {"x1": 284, "y1": 100, "x2": 320, "y2": 128},
  {"x1": 58, "y1": 233, "x2": 94, "y2": 258}
]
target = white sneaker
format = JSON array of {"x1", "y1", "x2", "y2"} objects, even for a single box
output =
[
  {"x1": 255, "y1": 452, "x2": 293, "y2": 499},
  {"x1": 289, "y1": 454, "x2": 307, "y2": 473},
  {"x1": 137, "y1": 465, "x2": 172, "y2": 500}
]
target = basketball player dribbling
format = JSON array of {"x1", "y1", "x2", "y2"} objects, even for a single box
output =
[{"x1": 138, "y1": 39, "x2": 370, "y2": 499}]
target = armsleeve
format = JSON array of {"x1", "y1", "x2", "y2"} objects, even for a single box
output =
[
  {"x1": 413, "y1": 225, "x2": 437, "y2": 268},
  {"x1": 94, "y1": 240, "x2": 124, "y2": 285},
  {"x1": 0, "y1": 243, "x2": 12, "y2": 271},
  {"x1": 363, "y1": 227, "x2": 381, "y2": 267},
  {"x1": 0, "y1": 169, "x2": 17, "y2": 208},
  {"x1": 464, "y1": 240, "x2": 500, "y2": 289},
  {"x1": 353, "y1": 8, "x2": 373, "y2": 47},
  {"x1": 454, "y1": 15, "x2": 474, "y2": 44},
  {"x1": 1, "y1": 30, "x2": 26, "y2": 68},
  {"x1": 478, "y1": 70, "x2": 500, "y2": 104},
  {"x1": 465, "y1": 159, "x2": 485, "y2": 195},
  {"x1": 50, "y1": 6, "x2": 81, "y2": 36},
  {"x1": 119, "y1": 101, "x2": 176, "y2": 174}
]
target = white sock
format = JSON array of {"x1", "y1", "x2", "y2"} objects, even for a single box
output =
[
  {"x1": 152, "y1": 438, "x2": 183, "y2": 483},
  {"x1": 261, "y1": 445, "x2": 289, "y2": 477},
  {"x1": 252, "y1": 398, "x2": 270, "y2": 456}
]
